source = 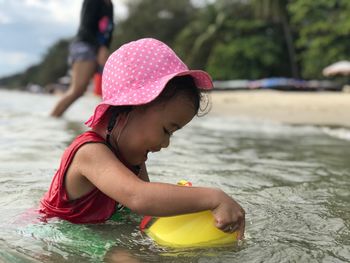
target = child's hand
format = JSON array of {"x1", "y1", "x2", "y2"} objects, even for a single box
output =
[{"x1": 212, "y1": 191, "x2": 245, "y2": 240}]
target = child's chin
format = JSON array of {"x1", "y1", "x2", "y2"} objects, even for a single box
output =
[
  {"x1": 130, "y1": 156, "x2": 146, "y2": 166},
  {"x1": 138, "y1": 155, "x2": 147, "y2": 164}
]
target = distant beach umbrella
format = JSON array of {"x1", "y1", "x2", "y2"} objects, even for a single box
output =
[{"x1": 323, "y1": 60, "x2": 350, "y2": 76}]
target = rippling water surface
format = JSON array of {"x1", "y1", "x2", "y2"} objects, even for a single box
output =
[{"x1": 0, "y1": 89, "x2": 349, "y2": 262}]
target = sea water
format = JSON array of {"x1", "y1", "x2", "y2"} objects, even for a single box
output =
[{"x1": 0, "y1": 89, "x2": 349, "y2": 262}]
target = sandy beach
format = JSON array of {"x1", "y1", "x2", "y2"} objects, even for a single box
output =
[{"x1": 210, "y1": 90, "x2": 350, "y2": 127}]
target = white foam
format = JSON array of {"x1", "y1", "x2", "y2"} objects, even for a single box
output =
[{"x1": 322, "y1": 127, "x2": 350, "y2": 141}]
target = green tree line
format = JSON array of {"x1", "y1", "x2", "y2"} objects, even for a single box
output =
[{"x1": 1, "y1": 0, "x2": 349, "y2": 89}]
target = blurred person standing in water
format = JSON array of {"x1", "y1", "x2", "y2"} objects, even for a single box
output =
[{"x1": 51, "y1": 0, "x2": 114, "y2": 117}]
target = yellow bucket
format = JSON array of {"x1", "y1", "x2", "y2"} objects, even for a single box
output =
[
  {"x1": 143, "y1": 210, "x2": 238, "y2": 247},
  {"x1": 140, "y1": 180, "x2": 238, "y2": 247}
]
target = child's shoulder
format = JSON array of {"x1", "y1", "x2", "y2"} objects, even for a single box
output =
[
  {"x1": 70, "y1": 132, "x2": 113, "y2": 168},
  {"x1": 64, "y1": 131, "x2": 107, "y2": 158},
  {"x1": 73, "y1": 131, "x2": 105, "y2": 145}
]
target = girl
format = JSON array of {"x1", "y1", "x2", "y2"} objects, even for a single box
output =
[
  {"x1": 50, "y1": 0, "x2": 114, "y2": 116},
  {"x1": 40, "y1": 38, "x2": 245, "y2": 240}
]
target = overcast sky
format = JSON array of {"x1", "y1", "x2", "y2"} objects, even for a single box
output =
[
  {"x1": 0, "y1": 0, "x2": 213, "y2": 79},
  {"x1": 0, "y1": 0, "x2": 127, "y2": 78}
]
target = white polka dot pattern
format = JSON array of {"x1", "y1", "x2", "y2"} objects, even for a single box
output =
[{"x1": 85, "y1": 38, "x2": 213, "y2": 127}]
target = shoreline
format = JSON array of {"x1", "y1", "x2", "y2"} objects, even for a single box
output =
[
  {"x1": 209, "y1": 90, "x2": 350, "y2": 128},
  {"x1": 1, "y1": 88, "x2": 349, "y2": 128}
]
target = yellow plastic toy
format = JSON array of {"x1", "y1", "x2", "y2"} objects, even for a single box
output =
[{"x1": 139, "y1": 180, "x2": 238, "y2": 247}]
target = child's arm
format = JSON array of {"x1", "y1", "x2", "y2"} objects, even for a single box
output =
[{"x1": 76, "y1": 143, "x2": 245, "y2": 238}]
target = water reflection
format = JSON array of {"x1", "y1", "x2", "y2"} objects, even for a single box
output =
[{"x1": 0, "y1": 90, "x2": 350, "y2": 262}]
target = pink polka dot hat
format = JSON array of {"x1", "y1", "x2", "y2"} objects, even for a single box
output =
[{"x1": 85, "y1": 38, "x2": 213, "y2": 128}]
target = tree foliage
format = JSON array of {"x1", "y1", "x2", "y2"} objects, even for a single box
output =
[
  {"x1": 110, "y1": 0, "x2": 195, "y2": 49},
  {"x1": 252, "y1": 0, "x2": 299, "y2": 78},
  {"x1": 0, "y1": 39, "x2": 70, "y2": 89},
  {"x1": 289, "y1": 0, "x2": 350, "y2": 78},
  {"x1": 1, "y1": 0, "x2": 349, "y2": 89}
]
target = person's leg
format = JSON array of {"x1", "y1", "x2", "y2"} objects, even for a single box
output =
[{"x1": 50, "y1": 60, "x2": 96, "y2": 117}]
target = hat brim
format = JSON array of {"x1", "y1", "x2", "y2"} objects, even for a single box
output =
[{"x1": 85, "y1": 70, "x2": 213, "y2": 128}]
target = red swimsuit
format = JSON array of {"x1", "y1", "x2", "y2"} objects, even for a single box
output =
[{"x1": 40, "y1": 131, "x2": 137, "y2": 224}]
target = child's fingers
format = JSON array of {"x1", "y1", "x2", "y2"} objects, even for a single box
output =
[
  {"x1": 222, "y1": 223, "x2": 239, "y2": 233},
  {"x1": 214, "y1": 219, "x2": 225, "y2": 230},
  {"x1": 235, "y1": 205, "x2": 246, "y2": 240},
  {"x1": 237, "y1": 217, "x2": 245, "y2": 240},
  {"x1": 215, "y1": 218, "x2": 239, "y2": 233}
]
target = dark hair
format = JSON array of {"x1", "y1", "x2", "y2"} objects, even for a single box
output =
[
  {"x1": 150, "y1": 75, "x2": 211, "y2": 116},
  {"x1": 106, "y1": 76, "x2": 211, "y2": 125}
]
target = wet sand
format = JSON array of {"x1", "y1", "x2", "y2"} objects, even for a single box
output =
[{"x1": 210, "y1": 90, "x2": 350, "y2": 127}]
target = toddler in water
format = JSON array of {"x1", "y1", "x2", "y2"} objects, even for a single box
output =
[{"x1": 40, "y1": 38, "x2": 245, "y2": 239}]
